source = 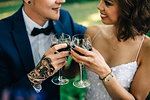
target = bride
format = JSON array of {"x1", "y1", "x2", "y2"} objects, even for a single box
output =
[{"x1": 70, "y1": 0, "x2": 150, "y2": 99}]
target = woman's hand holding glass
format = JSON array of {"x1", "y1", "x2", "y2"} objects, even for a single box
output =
[
  {"x1": 71, "y1": 34, "x2": 92, "y2": 88},
  {"x1": 71, "y1": 42, "x2": 111, "y2": 81}
]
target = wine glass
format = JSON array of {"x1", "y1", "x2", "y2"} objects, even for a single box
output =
[
  {"x1": 72, "y1": 34, "x2": 92, "y2": 88},
  {"x1": 51, "y1": 33, "x2": 71, "y2": 85}
]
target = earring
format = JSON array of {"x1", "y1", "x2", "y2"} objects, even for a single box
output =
[{"x1": 28, "y1": 1, "x2": 31, "y2": 5}]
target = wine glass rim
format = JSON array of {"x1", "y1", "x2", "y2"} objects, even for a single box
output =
[
  {"x1": 55, "y1": 33, "x2": 71, "y2": 39},
  {"x1": 72, "y1": 34, "x2": 91, "y2": 40}
]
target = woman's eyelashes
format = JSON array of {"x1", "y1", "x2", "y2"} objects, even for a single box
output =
[{"x1": 104, "y1": 0, "x2": 113, "y2": 6}]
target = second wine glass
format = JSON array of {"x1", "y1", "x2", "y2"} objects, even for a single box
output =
[
  {"x1": 51, "y1": 33, "x2": 71, "y2": 85},
  {"x1": 72, "y1": 34, "x2": 92, "y2": 88}
]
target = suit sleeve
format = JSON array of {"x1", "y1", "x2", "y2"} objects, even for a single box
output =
[{"x1": 0, "y1": 48, "x2": 35, "y2": 93}]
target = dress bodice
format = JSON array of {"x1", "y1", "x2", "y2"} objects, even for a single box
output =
[{"x1": 85, "y1": 61, "x2": 138, "y2": 100}]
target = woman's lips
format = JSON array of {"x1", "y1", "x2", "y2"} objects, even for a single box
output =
[{"x1": 100, "y1": 14, "x2": 107, "y2": 19}]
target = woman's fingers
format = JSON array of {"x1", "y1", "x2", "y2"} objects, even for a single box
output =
[
  {"x1": 71, "y1": 52, "x2": 83, "y2": 64},
  {"x1": 72, "y1": 45, "x2": 92, "y2": 56},
  {"x1": 72, "y1": 46, "x2": 96, "y2": 58},
  {"x1": 71, "y1": 48, "x2": 93, "y2": 65},
  {"x1": 70, "y1": 46, "x2": 103, "y2": 68},
  {"x1": 71, "y1": 49, "x2": 87, "y2": 61}
]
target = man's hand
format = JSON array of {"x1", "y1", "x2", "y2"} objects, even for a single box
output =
[{"x1": 27, "y1": 43, "x2": 70, "y2": 88}]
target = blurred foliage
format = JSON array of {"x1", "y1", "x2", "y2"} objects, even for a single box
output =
[
  {"x1": 61, "y1": 2, "x2": 101, "y2": 26},
  {"x1": 60, "y1": 75, "x2": 86, "y2": 100},
  {"x1": 146, "y1": 94, "x2": 150, "y2": 100},
  {"x1": 147, "y1": 32, "x2": 150, "y2": 37},
  {"x1": 66, "y1": 0, "x2": 97, "y2": 3},
  {"x1": 0, "y1": 0, "x2": 23, "y2": 20},
  {"x1": 0, "y1": 0, "x2": 16, "y2": 2}
]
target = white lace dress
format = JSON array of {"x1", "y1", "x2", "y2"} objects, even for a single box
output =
[{"x1": 85, "y1": 61, "x2": 138, "y2": 100}]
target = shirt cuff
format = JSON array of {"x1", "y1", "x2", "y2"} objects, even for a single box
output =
[{"x1": 33, "y1": 85, "x2": 42, "y2": 93}]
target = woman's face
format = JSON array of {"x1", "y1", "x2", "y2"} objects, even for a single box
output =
[
  {"x1": 24, "y1": 0, "x2": 65, "y2": 25},
  {"x1": 97, "y1": 0, "x2": 119, "y2": 25}
]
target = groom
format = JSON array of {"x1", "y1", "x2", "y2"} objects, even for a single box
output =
[{"x1": 0, "y1": 0, "x2": 86, "y2": 99}]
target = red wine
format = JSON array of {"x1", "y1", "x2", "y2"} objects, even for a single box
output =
[
  {"x1": 51, "y1": 43, "x2": 57, "y2": 47},
  {"x1": 57, "y1": 45, "x2": 70, "y2": 52},
  {"x1": 51, "y1": 43, "x2": 70, "y2": 52},
  {"x1": 72, "y1": 49, "x2": 85, "y2": 56}
]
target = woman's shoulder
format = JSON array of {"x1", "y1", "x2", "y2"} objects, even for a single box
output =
[
  {"x1": 85, "y1": 24, "x2": 112, "y2": 40},
  {"x1": 143, "y1": 36, "x2": 150, "y2": 52},
  {"x1": 85, "y1": 24, "x2": 111, "y2": 34},
  {"x1": 141, "y1": 35, "x2": 150, "y2": 66}
]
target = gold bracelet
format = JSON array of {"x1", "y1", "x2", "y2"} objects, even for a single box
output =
[{"x1": 99, "y1": 70, "x2": 114, "y2": 82}]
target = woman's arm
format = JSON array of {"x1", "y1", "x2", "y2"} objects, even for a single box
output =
[{"x1": 130, "y1": 36, "x2": 150, "y2": 100}]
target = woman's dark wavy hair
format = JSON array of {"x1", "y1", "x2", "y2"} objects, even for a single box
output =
[{"x1": 116, "y1": 0, "x2": 150, "y2": 41}]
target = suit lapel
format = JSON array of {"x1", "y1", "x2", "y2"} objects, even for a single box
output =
[{"x1": 11, "y1": 7, "x2": 35, "y2": 73}]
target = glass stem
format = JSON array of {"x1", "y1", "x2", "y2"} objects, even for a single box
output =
[
  {"x1": 58, "y1": 68, "x2": 63, "y2": 81},
  {"x1": 79, "y1": 63, "x2": 84, "y2": 82}
]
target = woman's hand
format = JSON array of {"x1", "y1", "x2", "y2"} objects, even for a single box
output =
[{"x1": 70, "y1": 45, "x2": 111, "y2": 79}]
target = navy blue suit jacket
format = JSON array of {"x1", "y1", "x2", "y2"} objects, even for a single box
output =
[{"x1": 0, "y1": 6, "x2": 86, "y2": 100}]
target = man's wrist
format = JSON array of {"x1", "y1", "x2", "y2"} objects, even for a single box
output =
[
  {"x1": 27, "y1": 55, "x2": 55, "y2": 87},
  {"x1": 33, "y1": 85, "x2": 42, "y2": 93},
  {"x1": 27, "y1": 70, "x2": 42, "y2": 88}
]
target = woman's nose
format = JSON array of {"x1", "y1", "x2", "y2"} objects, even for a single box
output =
[{"x1": 97, "y1": 1, "x2": 104, "y2": 11}]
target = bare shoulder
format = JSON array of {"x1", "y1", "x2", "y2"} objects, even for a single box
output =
[
  {"x1": 140, "y1": 35, "x2": 150, "y2": 78},
  {"x1": 85, "y1": 24, "x2": 112, "y2": 40},
  {"x1": 141, "y1": 36, "x2": 150, "y2": 66},
  {"x1": 85, "y1": 24, "x2": 102, "y2": 40},
  {"x1": 142, "y1": 36, "x2": 150, "y2": 56}
]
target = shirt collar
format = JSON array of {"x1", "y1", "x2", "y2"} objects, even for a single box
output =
[{"x1": 22, "y1": 7, "x2": 49, "y2": 35}]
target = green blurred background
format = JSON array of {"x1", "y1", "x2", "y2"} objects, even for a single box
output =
[{"x1": 0, "y1": 0, "x2": 149, "y2": 100}]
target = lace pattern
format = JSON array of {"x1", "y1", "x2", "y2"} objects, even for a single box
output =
[{"x1": 85, "y1": 61, "x2": 138, "y2": 100}]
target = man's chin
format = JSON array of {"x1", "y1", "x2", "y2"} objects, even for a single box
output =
[
  {"x1": 52, "y1": 17, "x2": 59, "y2": 20},
  {"x1": 49, "y1": 15, "x2": 60, "y2": 21}
]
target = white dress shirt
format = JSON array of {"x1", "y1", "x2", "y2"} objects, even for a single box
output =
[{"x1": 22, "y1": 7, "x2": 54, "y2": 93}]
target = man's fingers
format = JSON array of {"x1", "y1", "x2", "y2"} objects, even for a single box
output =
[{"x1": 51, "y1": 43, "x2": 67, "y2": 52}]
